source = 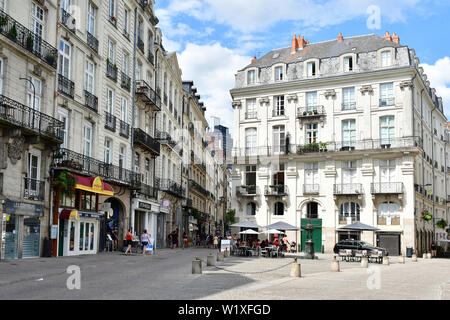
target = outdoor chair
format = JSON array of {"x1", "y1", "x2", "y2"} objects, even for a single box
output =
[
  {"x1": 354, "y1": 250, "x2": 364, "y2": 262},
  {"x1": 345, "y1": 249, "x2": 354, "y2": 262},
  {"x1": 271, "y1": 247, "x2": 280, "y2": 258},
  {"x1": 338, "y1": 249, "x2": 347, "y2": 261},
  {"x1": 369, "y1": 250, "x2": 382, "y2": 263},
  {"x1": 260, "y1": 248, "x2": 268, "y2": 258}
]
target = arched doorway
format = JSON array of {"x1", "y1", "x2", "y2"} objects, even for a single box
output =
[
  {"x1": 301, "y1": 201, "x2": 322, "y2": 253},
  {"x1": 101, "y1": 197, "x2": 126, "y2": 251}
]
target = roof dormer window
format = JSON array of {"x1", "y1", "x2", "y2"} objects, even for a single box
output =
[
  {"x1": 381, "y1": 51, "x2": 391, "y2": 67},
  {"x1": 247, "y1": 69, "x2": 256, "y2": 85},
  {"x1": 344, "y1": 56, "x2": 353, "y2": 72},
  {"x1": 275, "y1": 66, "x2": 283, "y2": 81},
  {"x1": 307, "y1": 62, "x2": 316, "y2": 77}
]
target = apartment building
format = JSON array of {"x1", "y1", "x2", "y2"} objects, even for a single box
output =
[{"x1": 230, "y1": 32, "x2": 449, "y2": 256}]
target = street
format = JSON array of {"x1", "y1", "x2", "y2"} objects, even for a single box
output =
[{"x1": 0, "y1": 248, "x2": 449, "y2": 300}]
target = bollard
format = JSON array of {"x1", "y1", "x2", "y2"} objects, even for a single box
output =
[
  {"x1": 290, "y1": 260, "x2": 301, "y2": 278},
  {"x1": 207, "y1": 254, "x2": 216, "y2": 266},
  {"x1": 217, "y1": 252, "x2": 224, "y2": 262},
  {"x1": 423, "y1": 253, "x2": 427, "y2": 259},
  {"x1": 382, "y1": 256, "x2": 389, "y2": 265},
  {"x1": 360, "y1": 257, "x2": 368, "y2": 268},
  {"x1": 192, "y1": 259, "x2": 202, "y2": 274},
  {"x1": 411, "y1": 253, "x2": 418, "y2": 262},
  {"x1": 224, "y1": 248, "x2": 229, "y2": 257},
  {"x1": 330, "y1": 255, "x2": 340, "y2": 272},
  {"x1": 398, "y1": 255, "x2": 405, "y2": 264},
  {"x1": 426, "y1": 252, "x2": 432, "y2": 259}
]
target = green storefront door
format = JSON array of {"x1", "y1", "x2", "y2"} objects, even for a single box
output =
[{"x1": 301, "y1": 219, "x2": 322, "y2": 253}]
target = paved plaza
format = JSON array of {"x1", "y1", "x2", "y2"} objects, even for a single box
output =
[{"x1": 0, "y1": 248, "x2": 449, "y2": 300}]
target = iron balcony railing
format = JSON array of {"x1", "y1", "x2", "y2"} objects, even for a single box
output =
[
  {"x1": 236, "y1": 185, "x2": 259, "y2": 196},
  {"x1": 380, "y1": 97, "x2": 395, "y2": 107},
  {"x1": 135, "y1": 80, "x2": 161, "y2": 111},
  {"x1": 136, "y1": 182, "x2": 158, "y2": 200},
  {"x1": 23, "y1": 178, "x2": 45, "y2": 201},
  {"x1": 138, "y1": 0, "x2": 149, "y2": 10},
  {"x1": 0, "y1": 9, "x2": 58, "y2": 68},
  {"x1": 303, "y1": 184, "x2": 319, "y2": 194},
  {"x1": 189, "y1": 179, "x2": 208, "y2": 195},
  {"x1": 105, "y1": 112, "x2": 116, "y2": 132},
  {"x1": 371, "y1": 182, "x2": 404, "y2": 194},
  {"x1": 61, "y1": 9, "x2": 76, "y2": 32},
  {"x1": 0, "y1": 94, "x2": 64, "y2": 142},
  {"x1": 148, "y1": 50, "x2": 154, "y2": 65},
  {"x1": 106, "y1": 60, "x2": 118, "y2": 81},
  {"x1": 341, "y1": 102, "x2": 356, "y2": 110},
  {"x1": 158, "y1": 178, "x2": 183, "y2": 198},
  {"x1": 333, "y1": 184, "x2": 363, "y2": 195},
  {"x1": 55, "y1": 148, "x2": 141, "y2": 188},
  {"x1": 137, "y1": 37, "x2": 145, "y2": 53},
  {"x1": 245, "y1": 112, "x2": 257, "y2": 119},
  {"x1": 121, "y1": 72, "x2": 131, "y2": 91},
  {"x1": 86, "y1": 31, "x2": 98, "y2": 53},
  {"x1": 265, "y1": 185, "x2": 287, "y2": 196},
  {"x1": 149, "y1": 11, "x2": 159, "y2": 26},
  {"x1": 58, "y1": 74, "x2": 74, "y2": 99},
  {"x1": 297, "y1": 105, "x2": 326, "y2": 118},
  {"x1": 133, "y1": 128, "x2": 160, "y2": 156},
  {"x1": 84, "y1": 90, "x2": 98, "y2": 112},
  {"x1": 155, "y1": 129, "x2": 177, "y2": 147},
  {"x1": 119, "y1": 120, "x2": 129, "y2": 138}
]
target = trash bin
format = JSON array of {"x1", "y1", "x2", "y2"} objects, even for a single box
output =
[
  {"x1": 42, "y1": 237, "x2": 51, "y2": 257},
  {"x1": 406, "y1": 247, "x2": 413, "y2": 258}
]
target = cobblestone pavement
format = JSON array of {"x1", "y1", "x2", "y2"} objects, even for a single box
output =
[{"x1": 0, "y1": 248, "x2": 449, "y2": 300}]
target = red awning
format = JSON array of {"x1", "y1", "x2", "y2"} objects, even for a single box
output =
[
  {"x1": 60, "y1": 209, "x2": 79, "y2": 220},
  {"x1": 72, "y1": 174, "x2": 114, "y2": 196}
]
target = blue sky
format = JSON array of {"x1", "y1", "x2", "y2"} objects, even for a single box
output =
[{"x1": 155, "y1": 0, "x2": 450, "y2": 135}]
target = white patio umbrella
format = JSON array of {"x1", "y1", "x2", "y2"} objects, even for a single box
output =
[
  {"x1": 260, "y1": 229, "x2": 284, "y2": 234},
  {"x1": 239, "y1": 229, "x2": 260, "y2": 234}
]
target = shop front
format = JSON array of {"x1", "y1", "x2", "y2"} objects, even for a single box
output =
[
  {"x1": 158, "y1": 200, "x2": 170, "y2": 248},
  {"x1": 131, "y1": 198, "x2": 160, "y2": 247}
]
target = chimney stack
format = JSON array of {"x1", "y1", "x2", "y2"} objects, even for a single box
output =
[
  {"x1": 291, "y1": 35, "x2": 299, "y2": 53},
  {"x1": 251, "y1": 56, "x2": 257, "y2": 63},
  {"x1": 382, "y1": 31, "x2": 392, "y2": 42},
  {"x1": 337, "y1": 33, "x2": 343, "y2": 42},
  {"x1": 392, "y1": 32, "x2": 400, "y2": 44},
  {"x1": 298, "y1": 36, "x2": 307, "y2": 49}
]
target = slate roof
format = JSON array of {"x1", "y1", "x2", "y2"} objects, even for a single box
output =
[{"x1": 241, "y1": 34, "x2": 405, "y2": 71}]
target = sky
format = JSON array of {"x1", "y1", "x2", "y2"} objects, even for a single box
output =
[{"x1": 155, "y1": 0, "x2": 450, "y2": 137}]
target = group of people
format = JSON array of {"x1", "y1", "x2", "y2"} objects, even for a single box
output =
[
  {"x1": 123, "y1": 229, "x2": 154, "y2": 256},
  {"x1": 195, "y1": 233, "x2": 223, "y2": 249},
  {"x1": 233, "y1": 234, "x2": 292, "y2": 252}
]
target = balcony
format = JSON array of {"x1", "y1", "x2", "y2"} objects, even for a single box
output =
[
  {"x1": 23, "y1": 178, "x2": 45, "y2": 201},
  {"x1": 189, "y1": 179, "x2": 208, "y2": 196},
  {"x1": 333, "y1": 184, "x2": 363, "y2": 195},
  {"x1": 0, "y1": 94, "x2": 64, "y2": 143},
  {"x1": 57, "y1": 74, "x2": 74, "y2": 99},
  {"x1": 136, "y1": 182, "x2": 158, "y2": 200},
  {"x1": 377, "y1": 216, "x2": 400, "y2": 226},
  {"x1": 245, "y1": 112, "x2": 257, "y2": 120},
  {"x1": 303, "y1": 184, "x2": 319, "y2": 195},
  {"x1": 133, "y1": 128, "x2": 160, "y2": 156},
  {"x1": 86, "y1": 32, "x2": 98, "y2": 53},
  {"x1": 158, "y1": 178, "x2": 183, "y2": 198},
  {"x1": 0, "y1": 10, "x2": 58, "y2": 68},
  {"x1": 135, "y1": 80, "x2": 161, "y2": 111},
  {"x1": 297, "y1": 105, "x2": 326, "y2": 118},
  {"x1": 61, "y1": 9, "x2": 76, "y2": 32},
  {"x1": 371, "y1": 182, "x2": 404, "y2": 195},
  {"x1": 84, "y1": 90, "x2": 98, "y2": 113},
  {"x1": 137, "y1": 37, "x2": 145, "y2": 54},
  {"x1": 155, "y1": 129, "x2": 177, "y2": 147},
  {"x1": 105, "y1": 112, "x2": 116, "y2": 132},
  {"x1": 148, "y1": 50, "x2": 154, "y2": 65},
  {"x1": 265, "y1": 185, "x2": 287, "y2": 196},
  {"x1": 341, "y1": 102, "x2": 356, "y2": 111},
  {"x1": 339, "y1": 217, "x2": 360, "y2": 225},
  {"x1": 236, "y1": 185, "x2": 259, "y2": 197},
  {"x1": 121, "y1": 72, "x2": 131, "y2": 91},
  {"x1": 119, "y1": 120, "x2": 129, "y2": 138},
  {"x1": 54, "y1": 148, "x2": 141, "y2": 188},
  {"x1": 380, "y1": 97, "x2": 395, "y2": 107},
  {"x1": 106, "y1": 60, "x2": 118, "y2": 81}
]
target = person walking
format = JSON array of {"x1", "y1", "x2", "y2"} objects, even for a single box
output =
[
  {"x1": 141, "y1": 229, "x2": 150, "y2": 255},
  {"x1": 282, "y1": 235, "x2": 290, "y2": 252},
  {"x1": 172, "y1": 229, "x2": 178, "y2": 249},
  {"x1": 431, "y1": 242, "x2": 437, "y2": 257},
  {"x1": 182, "y1": 232, "x2": 188, "y2": 249},
  {"x1": 124, "y1": 229, "x2": 133, "y2": 255},
  {"x1": 168, "y1": 231, "x2": 173, "y2": 249},
  {"x1": 213, "y1": 234, "x2": 219, "y2": 250},
  {"x1": 195, "y1": 234, "x2": 200, "y2": 248}
]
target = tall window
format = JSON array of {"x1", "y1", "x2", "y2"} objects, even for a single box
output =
[
  {"x1": 380, "y1": 160, "x2": 396, "y2": 183},
  {"x1": 245, "y1": 165, "x2": 256, "y2": 193},
  {"x1": 108, "y1": 0, "x2": 115, "y2": 18},
  {"x1": 380, "y1": 83, "x2": 394, "y2": 106},
  {"x1": 306, "y1": 123, "x2": 318, "y2": 144},
  {"x1": 275, "y1": 66, "x2": 283, "y2": 81},
  {"x1": 245, "y1": 128, "x2": 257, "y2": 155},
  {"x1": 306, "y1": 92, "x2": 317, "y2": 113},
  {"x1": 246, "y1": 203, "x2": 256, "y2": 216},
  {"x1": 27, "y1": 151, "x2": 41, "y2": 195},
  {"x1": 87, "y1": 2, "x2": 96, "y2": 35},
  {"x1": 273, "y1": 126, "x2": 285, "y2": 154},
  {"x1": 380, "y1": 116, "x2": 395, "y2": 146},
  {"x1": 342, "y1": 161, "x2": 357, "y2": 195},
  {"x1": 381, "y1": 51, "x2": 391, "y2": 67},
  {"x1": 344, "y1": 56, "x2": 353, "y2": 72},
  {"x1": 342, "y1": 88, "x2": 355, "y2": 110},
  {"x1": 83, "y1": 123, "x2": 92, "y2": 157},
  {"x1": 58, "y1": 108, "x2": 69, "y2": 149},
  {"x1": 106, "y1": 88, "x2": 114, "y2": 114},
  {"x1": 104, "y1": 138, "x2": 112, "y2": 164},
  {"x1": 124, "y1": 8, "x2": 130, "y2": 35},
  {"x1": 274, "y1": 96, "x2": 284, "y2": 116},
  {"x1": 378, "y1": 202, "x2": 399, "y2": 225},
  {"x1": 107, "y1": 39, "x2": 116, "y2": 64},
  {"x1": 307, "y1": 62, "x2": 316, "y2": 76},
  {"x1": 305, "y1": 163, "x2": 319, "y2": 193},
  {"x1": 27, "y1": 77, "x2": 41, "y2": 112},
  {"x1": 0, "y1": 0, "x2": 6, "y2": 11},
  {"x1": 246, "y1": 99, "x2": 257, "y2": 119},
  {"x1": 145, "y1": 158, "x2": 150, "y2": 185},
  {"x1": 161, "y1": 155, "x2": 166, "y2": 180},
  {"x1": 119, "y1": 145, "x2": 126, "y2": 168},
  {"x1": 59, "y1": 40, "x2": 71, "y2": 78},
  {"x1": 247, "y1": 70, "x2": 255, "y2": 84},
  {"x1": 121, "y1": 98, "x2": 128, "y2": 122},
  {"x1": 274, "y1": 202, "x2": 284, "y2": 216},
  {"x1": 340, "y1": 202, "x2": 360, "y2": 223},
  {"x1": 31, "y1": 3, "x2": 45, "y2": 53},
  {"x1": 85, "y1": 60, "x2": 95, "y2": 93},
  {"x1": 342, "y1": 120, "x2": 356, "y2": 148},
  {"x1": 0, "y1": 58, "x2": 3, "y2": 95},
  {"x1": 122, "y1": 53, "x2": 129, "y2": 75},
  {"x1": 135, "y1": 152, "x2": 140, "y2": 173}
]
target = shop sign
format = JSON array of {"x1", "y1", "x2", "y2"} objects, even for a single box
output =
[
  {"x1": 138, "y1": 202, "x2": 152, "y2": 211},
  {"x1": 162, "y1": 200, "x2": 170, "y2": 208},
  {"x1": 92, "y1": 177, "x2": 104, "y2": 192},
  {"x1": 220, "y1": 240, "x2": 231, "y2": 252},
  {"x1": 5, "y1": 200, "x2": 44, "y2": 217}
]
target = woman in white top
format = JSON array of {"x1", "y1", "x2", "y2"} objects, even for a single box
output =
[{"x1": 141, "y1": 230, "x2": 149, "y2": 255}]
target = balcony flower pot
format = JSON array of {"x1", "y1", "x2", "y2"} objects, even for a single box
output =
[
  {"x1": 26, "y1": 34, "x2": 34, "y2": 51},
  {"x1": 0, "y1": 15, "x2": 9, "y2": 32},
  {"x1": 45, "y1": 54, "x2": 56, "y2": 65},
  {"x1": 436, "y1": 219, "x2": 448, "y2": 229},
  {"x1": 303, "y1": 111, "x2": 307, "y2": 116},
  {"x1": 7, "y1": 22, "x2": 17, "y2": 41},
  {"x1": 420, "y1": 210, "x2": 432, "y2": 221}
]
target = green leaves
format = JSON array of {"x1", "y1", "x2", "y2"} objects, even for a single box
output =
[{"x1": 53, "y1": 171, "x2": 76, "y2": 198}]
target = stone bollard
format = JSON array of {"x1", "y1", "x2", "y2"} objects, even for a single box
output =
[
  {"x1": 207, "y1": 253, "x2": 216, "y2": 266},
  {"x1": 290, "y1": 259, "x2": 301, "y2": 278},
  {"x1": 382, "y1": 256, "x2": 390, "y2": 265},
  {"x1": 398, "y1": 255, "x2": 405, "y2": 264},
  {"x1": 411, "y1": 253, "x2": 418, "y2": 262},
  {"x1": 217, "y1": 252, "x2": 224, "y2": 262},
  {"x1": 330, "y1": 256, "x2": 340, "y2": 272},
  {"x1": 224, "y1": 248, "x2": 229, "y2": 257},
  {"x1": 360, "y1": 257, "x2": 368, "y2": 268},
  {"x1": 423, "y1": 253, "x2": 427, "y2": 259},
  {"x1": 192, "y1": 258, "x2": 202, "y2": 274},
  {"x1": 427, "y1": 252, "x2": 432, "y2": 259}
]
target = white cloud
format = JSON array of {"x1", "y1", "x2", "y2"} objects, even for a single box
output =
[
  {"x1": 421, "y1": 57, "x2": 450, "y2": 117},
  {"x1": 177, "y1": 43, "x2": 251, "y2": 132}
]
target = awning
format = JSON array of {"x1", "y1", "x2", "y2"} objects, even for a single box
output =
[
  {"x1": 60, "y1": 209, "x2": 80, "y2": 220},
  {"x1": 72, "y1": 174, "x2": 114, "y2": 196}
]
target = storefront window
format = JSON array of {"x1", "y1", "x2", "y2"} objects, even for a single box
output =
[
  {"x1": 69, "y1": 221, "x2": 75, "y2": 251},
  {"x1": 79, "y1": 222, "x2": 85, "y2": 251},
  {"x1": 81, "y1": 192, "x2": 96, "y2": 211},
  {"x1": 22, "y1": 217, "x2": 40, "y2": 258},
  {"x1": 90, "y1": 224, "x2": 94, "y2": 250},
  {"x1": 1, "y1": 214, "x2": 19, "y2": 259},
  {"x1": 60, "y1": 194, "x2": 75, "y2": 208}
]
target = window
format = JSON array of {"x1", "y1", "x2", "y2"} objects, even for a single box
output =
[
  {"x1": 245, "y1": 165, "x2": 256, "y2": 194},
  {"x1": 58, "y1": 108, "x2": 69, "y2": 149},
  {"x1": 307, "y1": 62, "x2": 316, "y2": 76},
  {"x1": 107, "y1": 39, "x2": 116, "y2": 63},
  {"x1": 306, "y1": 123, "x2": 318, "y2": 144},
  {"x1": 122, "y1": 53, "x2": 129, "y2": 75},
  {"x1": 87, "y1": 2, "x2": 96, "y2": 35},
  {"x1": 121, "y1": 97, "x2": 128, "y2": 122},
  {"x1": 109, "y1": 0, "x2": 115, "y2": 18},
  {"x1": 380, "y1": 116, "x2": 395, "y2": 146},
  {"x1": 124, "y1": 8, "x2": 130, "y2": 35},
  {"x1": 342, "y1": 88, "x2": 355, "y2": 110},
  {"x1": 381, "y1": 51, "x2": 391, "y2": 67},
  {"x1": 378, "y1": 202, "x2": 399, "y2": 225},
  {"x1": 380, "y1": 160, "x2": 396, "y2": 183},
  {"x1": 83, "y1": 123, "x2": 92, "y2": 157},
  {"x1": 81, "y1": 192, "x2": 95, "y2": 211},
  {"x1": 246, "y1": 203, "x2": 256, "y2": 216},
  {"x1": 0, "y1": 0, "x2": 6, "y2": 11},
  {"x1": 106, "y1": 88, "x2": 114, "y2": 114},
  {"x1": 104, "y1": 138, "x2": 112, "y2": 164},
  {"x1": 380, "y1": 83, "x2": 394, "y2": 106},
  {"x1": 245, "y1": 128, "x2": 257, "y2": 155},
  {"x1": 342, "y1": 120, "x2": 356, "y2": 148},
  {"x1": 305, "y1": 163, "x2": 319, "y2": 193},
  {"x1": 31, "y1": 2, "x2": 45, "y2": 53},
  {"x1": 161, "y1": 155, "x2": 166, "y2": 180},
  {"x1": 306, "y1": 92, "x2": 317, "y2": 112},
  {"x1": 344, "y1": 56, "x2": 353, "y2": 72},
  {"x1": 59, "y1": 40, "x2": 71, "y2": 78},
  {"x1": 306, "y1": 202, "x2": 319, "y2": 219},
  {"x1": 119, "y1": 145, "x2": 126, "y2": 168},
  {"x1": 340, "y1": 202, "x2": 360, "y2": 223},
  {"x1": 145, "y1": 158, "x2": 150, "y2": 185},
  {"x1": 273, "y1": 125, "x2": 285, "y2": 154},
  {"x1": 85, "y1": 60, "x2": 95, "y2": 93},
  {"x1": 27, "y1": 151, "x2": 41, "y2": 192},
  {"x1": 342, "y1": 161, "x2": 357, "y2": 194},
  {"x1": 274, "y1": 202, "x2": 284, "y2": 216},
  {"x1": 245, "y1": 99, "x2": 257, "y2": 119},
  {"x1": 247, "y1": 70, "x2": 255, "y2": 84},
  {"x1": 274, "y1": 96, "x2": 284, "y2": 116},
  {"x1": 275, "y1": 66, "x2": 283, "y2": 81},
  {"x1": 0, "y1": 58, "x2": 3, "y2": 95},
  {"x1": 135, "y1": 152, "x2": 140, "y2": 173},
  {"x1": 27, "y1": 76, "x2": 41, "y2": 112}
]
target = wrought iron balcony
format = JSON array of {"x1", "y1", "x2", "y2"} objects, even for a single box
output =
[
  {"x1": 105, "y1": 112, "x2": 116, "y2": 132},
  {"x1": 106, "y1": 60, "x2": 118, "y2": 81},
  {"x1": 341, "y1": 102, "x2": 356, "y2": 111},
  {"x1": 133, "y1": 128, "x2": 160, "y2": 156},
  {"x1": 265, "y1": 185, "x2": 287, "y2": 196},
  {"x1": 138, "y1": 0, "x2": 149, "y2": 10},
  {"x1": 23, "y1": 178, "x2": 45, "y2": 201},
  {"x1": 135, "y1": 80, "x2": 161, "y2": 111},
  {"x1": 137, "y1": 37, "x2": 145, "y2": 53},
  {"x1": 371, "y1": 182, "x2": 404, "y2": 195},
  {"x1": 148, "y1": 50, "x2": 154, "y2": 65},
  {"x1": 158, "y1": 178, "x2": 183, "y2": 198},
  {"x1": 0, "y1": 94, "x2": 63, "y2": 143},
  {"x1": 84, "y1": 90, "x2": 98, "y2": 112},
  {"x1": 61, "y1": 9, "x2": 76, "y2": 32},
  {"x1": 155, "y1": 129, "x2": 177, "y2": 147},
  {"x1": 380, "y1": 97, "x2": 395, "y2": 107},
  {"x1": 58, "y1": 74, "x2": 74, "y2": 99},
  {"x1": 136, "y1": 182, "x2": 158, "y2": 200},
  {"x1": 119, "y1": 120, "x2": 130, "y2": 138},
  {"x1": 0, "y1": 10, "x2": 58, "y2": 68},
  {"x1": 245, "y1": 111, "x2": 257, "y2": 119},
  {"x1": 121, "y1": 72, "x2": 131, "y2": 91},
  {"x1": 297, "y1": 105, "x2": 326, "y2": 118},
  {"x1": 55, "y1": 148, "x2": 141, "y2": 188},
  {"x1": 333, "y1": 184, "x2": 363, "y2": 195},
  {"x1": 236, "y1": 185, "x2": 259, "y2": 197},
  {"x1": 87, "y1": 32, "x2": 98, "y2": 53},
  {"x1": 189, "y1": 179, "x2": 208, "y2": 195},
  {"x1": 303, "y1": 184, "x2": 319, "y2": 195}
]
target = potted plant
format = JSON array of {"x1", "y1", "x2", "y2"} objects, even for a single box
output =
[
  {"x1": 26, "y1": 34, "x2": 34, "y2": 50},
  {"x1": 319, "y1": 142, "x2": 328, "y2": 152},
  {"x1": 420, "y1": 210, "x2": 433, "y2": 221},
  {"x1": 313, "y1": 108, "x2": 318, "y2": 115},
  {"x1": 52, "y1": 171, "x2": 76, "y2": 197},
  {"x1": 436, "y1": 219, "x2": 448, "y2": 229},
  {"x1": 45, "y1": 54, "x2": 56, "y2": 65},
  {"x1": 0, "y1": 15, "x2": 8, "y2": 32},
  {"x1": 8, "y1": 22, "x2": 17, "y2": 41},
  {"x1": 303, "y1": 111, "x2": 307, "y2": 116}
]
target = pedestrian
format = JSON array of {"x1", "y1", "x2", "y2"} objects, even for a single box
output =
[
  {"x1": 124, "y1": 229, "x2": 133, "y2": 255},
  {"x1": 213, "y1": 234, "x2": 219, "y2": 250},
  {"x1": 110, "y1": 229, "x2": 118, "y2": 251},
  {"x1": 282, "y1": 234, "x2": 290, "y2": 252},
  {"x1": 172, "y1": 230, "x2": 178, "y2": 249},
  {"x1": 168, "y1": 231, "x2": 173, "y2": 249},
  {"x1": 182, "y1": 232, "x2": 188, "y2": 249},
  {"x1": 141, "y1": 229, "x2": 150, "y2": 255},
  {"x1": 431, "y1": 242, "x2": 437, "y2": 257},
  {"x1": 196, "y1": 234, "x2": 200, "y2": 247}
]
